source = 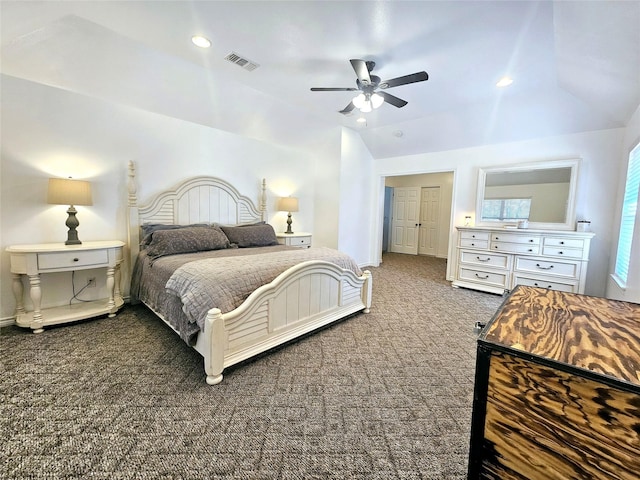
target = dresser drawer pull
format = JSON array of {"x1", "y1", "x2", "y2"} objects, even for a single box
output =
[
  {"x1": 559, "y1": 241, "x2": 565, "y2": 245},
  {"x1": 558, "y1": 251, "x2": 563, "y2": 255},
  {"x1": 529, "y1": 239, "x2": 534, "y2": 242},
  {"x1": 536, "y1": 263, "x2": 554, "y2": 270},
  {"x1": 471, "y1": 243, "x2": 475, "y2": 246},
  {"x1": 534, "y1": 282, "x2": 553, "y2": 289},
  {"x1": 475, "y1": 273, "x2": 490, "y2": 279},
  {"x1": 528, "y1": 249, "x2": 533, "y2": 252},
  {"x1": 477, "y1": 257, "x2": 491, "y2": 262},
  {"x1": 73, "y1": 258, "x2": 79, "y2": 262}
]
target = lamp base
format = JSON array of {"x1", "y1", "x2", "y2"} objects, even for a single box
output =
[
  {"x1": 285, "y1": 213, "x2": 294, "y2": 234},
  {"x1": 65, "y1": 206, "x2": 82, "y2": 245}
]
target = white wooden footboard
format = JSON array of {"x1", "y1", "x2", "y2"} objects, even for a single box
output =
[{"x1": 194, "y1": 261, "x2": 372, "y2": 385}]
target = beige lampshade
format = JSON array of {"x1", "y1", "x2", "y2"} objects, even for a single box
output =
[
  {"x1": 47, "y1": 178, "x2": 93, "y2": 206},
  {"x1": 278, "y1": 196, "x2": 299, "y2": 212}
]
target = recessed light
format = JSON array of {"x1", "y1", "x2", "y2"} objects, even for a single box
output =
[
  {"x1": 496, "y1": 76, "x2": 513, "y2": 87},
  {"x1": 191, "y1": 35, "x2": 211, "y2": 48}
]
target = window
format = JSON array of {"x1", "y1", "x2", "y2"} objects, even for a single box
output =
[
  {"x1": 481, "y1": 198, "x2": 531, "y2": 221},
  {"x1": 614, "y1": 141, "x2": 640, "y2": 285}
]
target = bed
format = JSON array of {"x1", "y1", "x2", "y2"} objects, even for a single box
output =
[{"x1": 126, "y1": 161, "x2": 372, "y2": 384}]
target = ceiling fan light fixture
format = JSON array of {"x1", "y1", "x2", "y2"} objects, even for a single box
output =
[
  {"x1": 360, "y1": 101, "x2": 372, "y2": 113},
  {"x1": 371, "y1": 93, "x2": 384, "y2": 109},
  {"x1": 352, "y1": 93, "x2": 366, "y2": 109}
]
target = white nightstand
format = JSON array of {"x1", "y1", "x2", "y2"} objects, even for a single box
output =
[
  {"x1": 276, "y1": 232, "x2": 312, "y2": 249},
  {"x1": 7, "y1": 240, "x2": 125, "y2": 333}
]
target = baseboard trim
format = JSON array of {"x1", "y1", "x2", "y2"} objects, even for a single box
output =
[{"x1": 0, "y1": 317, "x2": 16, "y2": 328}]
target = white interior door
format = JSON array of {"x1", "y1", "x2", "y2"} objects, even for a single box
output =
[
  {"x1": 419, "y1": 186, "x2": 440, "y2": 256},
  {"x1": 390, "y1": 187, "x2": 420, "y2": 254}
]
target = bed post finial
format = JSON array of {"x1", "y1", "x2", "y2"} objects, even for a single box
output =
[
  {"x1": 128, "y1": 161, "x2": 137, "y2": 207},
  {"x1": 261, "y1": 178, "x2": 267, "y2": 221}
]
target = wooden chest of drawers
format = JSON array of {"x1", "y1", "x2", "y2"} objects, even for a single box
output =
[{"x1": 468, "y1": 286, "x2": 640, "y2": 479}]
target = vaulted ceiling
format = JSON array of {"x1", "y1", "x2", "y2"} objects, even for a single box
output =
[{"x1": 2, "y1": 1, "x2": 639, "y2": 158}]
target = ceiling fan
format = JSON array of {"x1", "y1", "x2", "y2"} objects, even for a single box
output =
[{"x1": 311, "y1": 59, "x2": 429, "y2": 115}]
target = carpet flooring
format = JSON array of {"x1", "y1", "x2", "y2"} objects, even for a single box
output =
[{"x1": 1, "y1": 253, "x2": 503, "y2": 479}]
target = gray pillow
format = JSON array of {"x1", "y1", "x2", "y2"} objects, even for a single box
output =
[
  {"x1": 145, "y1": 225, "x2": 231, "y2": 259},
  {"x1": 140, "y1": 223, "x2": 209, "y2": 247},
  {"x1": 220, "y1": 223, "x2": 279, "y2": 248}
]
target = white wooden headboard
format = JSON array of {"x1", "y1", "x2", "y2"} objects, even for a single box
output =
[{"x1": 127, "y1": 161, "x2": 267, "y2": 265}]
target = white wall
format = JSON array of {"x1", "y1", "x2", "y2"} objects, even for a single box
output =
[
  {"x1": 384, "y1": 172, "x2": 454, "y2": 258},
  {"x1": 338, "y1": 128, "x2": 375, "y2": 266},
  {"x1": 0, "y1": 76, "x2": 331, "y2": 320},
  {"x1": 607, "y1": 104, "x2": 640, "y2": 302},
  {"x1": 370, "y1": 128, "x2": 626, "y2": 297}
]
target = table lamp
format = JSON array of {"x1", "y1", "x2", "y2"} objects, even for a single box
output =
[
  {"x1": 47, "y1": 178, "x2": 93, "y2": 245},
  {"x1": 278, "y1": 196, "x2": 299, "y2": 234}
]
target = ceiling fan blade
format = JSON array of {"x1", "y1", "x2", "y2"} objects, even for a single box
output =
[
  {"x1": 350, "y1": 59, "x2": 372, "y2": 85},
  {"x1": 339, "y1": 102, "x2": 356, "y2": 114},
  {"x1": 379, "y1": 71, "x2": 429, "y2": 89},
  {"x1": 311, "y1": 87, "x2": 358, "y2": 91},
  {"x1": 378, "y1": 91, "x2": 408, "y2": 108}
]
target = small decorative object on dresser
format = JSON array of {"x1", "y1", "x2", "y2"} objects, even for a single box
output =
[
  {"x1": 452, "y1": 226, "x2": 595, "y2": 295},
  {"x1": 468, "y1": 286, "x2": 640, "y2": 479},
  {"x1": 7, "y1": 241, "x2": 124, "y2": 333},
  {"x1": 276, "y1": 232, "x2": 312, "y2": 248}
]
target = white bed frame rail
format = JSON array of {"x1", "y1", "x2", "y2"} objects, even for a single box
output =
[{"x1": 127, "y1": 161, "x2": 372, "y2": 384}]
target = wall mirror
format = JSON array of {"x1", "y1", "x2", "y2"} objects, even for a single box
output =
[{"x1": 475, "y1": 158, "x2": 580, "y2": 230}]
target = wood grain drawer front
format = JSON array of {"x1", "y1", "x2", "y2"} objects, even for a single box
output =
[
  {"x1": 512, "y1": 275, "x2": 577, "y2": 293},
  {"x1": 460, "y1": 231, "x2": 490, "y2": 241},
  {"x1": 38, "y1": 250, "x2": 109, "y2": 270},
  {"x1": 491, "y1": 242, "x2": 540, "y2": 254},
  {"x1": 460, "y1": 239, "x2": 489, "y2": 249},
  {"x1": 514, "y1": 257, "x2": 580, "y2": 279},
  {"x1": 459, "y1": 267, "x2": 508, "y2": 288},
  {"x1": 460, "y1": 251, "x2": 509, "y2": 269},
  {"x1": 542, "y1": 246, "x2": 583, "y2": 259},
  {"x1": 544, "y1": 237, "x2": 585, "y2": 249},
  {"x1": 289, "y1": 236, "x2": 311, "y2": 247},
  {"x1": 491, "y1": 233, "x2": 540, "y2": 245}
]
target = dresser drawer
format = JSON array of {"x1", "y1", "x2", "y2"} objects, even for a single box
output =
[
  {"x1": 491, "y1": 233, "x2": 540, "y2": 245},
  {"x1": 461, "y1": 231, "x2": 490, "y2": 241},
  {"x1": 512, "y1": 275, "x2": 578, "y2": 293},
  {"x1": 492, "y1": 242, "x2": 540, "y2": 255},
  {"x1": 541, "y1": 246, "x2": 583, "y2": 259},
  {"x1": 514, "y1": 257, "x2": 580, "y2": 279},
  {"x1": 38, "y1": 250, "x2": 109, "y2": 270},
  {"x1": 460, "y1": 251, "x2": 510, "y2": 269},
  {"x1": 544, "y1": 237, "x2": 585, "y2": 249},
  {"x1": 289, "y1": 236, "x2": 311, "y2": 247},
  {"x1": 460, "y1": 239, "x2": 489, "y2": 249},
  {"x1": 459, "y1": 267, "x2": 508, "y2": 288}
]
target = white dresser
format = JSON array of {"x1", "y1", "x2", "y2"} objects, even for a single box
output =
[{"x1": 452, "y1": 227, "x2": 595, "y2": 295}]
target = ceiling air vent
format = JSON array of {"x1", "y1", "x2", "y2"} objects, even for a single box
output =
[{"x1": 224, "y1": 52, "x2": 259, "y2": 72}]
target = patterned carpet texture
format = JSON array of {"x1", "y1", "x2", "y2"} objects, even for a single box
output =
[{"x1": 1, "y1": 253, "x2": 503, "y2": 479}]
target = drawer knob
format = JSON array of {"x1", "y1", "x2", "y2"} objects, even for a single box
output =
[
  {"x1": 558, "y1": 251, "x2": 563, "y2": 255},
  {"x1": 471, "y1": 243, "x2": 475, "y2": 246},
  {"x1": 560, "y1": 241, "x2": 565, "y2": 245},
  {"x1": 528, "y1": 249, "x2": 533, "y2": 252},
  {"x1": 73, "y1": 258, "x2": 79, "y2": 262},
  {"x1": 529, "y1": 239, "x2": 534, "y2": 242},
  {"x1": 536, "y1": 263, "x2": 554, "y2": 270}
]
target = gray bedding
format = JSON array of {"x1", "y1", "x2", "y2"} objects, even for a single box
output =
[{"x1": 131, "y1": 246, "x2": 362, "y2": 344}]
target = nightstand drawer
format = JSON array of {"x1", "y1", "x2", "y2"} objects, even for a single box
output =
[
  {"x1": 289, "y1": 236, "x2": 311, "y2": 247},
  {"x1": 38, "y1": 250, "x2": 109, "y2": 270}
]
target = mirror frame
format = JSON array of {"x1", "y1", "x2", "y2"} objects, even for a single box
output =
[{"x1": 475, "y1": 158, "x2": 580, "y2": 231}]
